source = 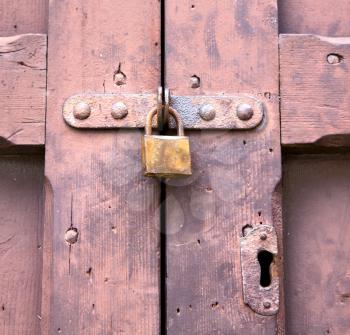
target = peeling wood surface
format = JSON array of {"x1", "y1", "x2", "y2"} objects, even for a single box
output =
[
  {"x1": 280, "y1": 34, "x2": 350, "y2": 146},
  {"x1": 44, "y1": 0, "x2": 160, "y2": 334},
  {"x1": 0, "y1": 0, "x2": 48, "y2": 36},
  {"x1": 0, "y1": 155, "x2": 44, "y2": 335},
  {"x1": 278, "y1": 0, "x2": 350, "y2": 36},
  {"x1": 165, "y1": 0, "x2": 283, "y2": 333},
  {"x1": 0, "y1": 34, "x2": 46, "y2": 147},
  {"x1": 283, "y1": 155, "x2": 350, "y2": 334}
]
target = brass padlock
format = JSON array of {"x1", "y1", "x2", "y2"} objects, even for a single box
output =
[{"x1": 142, "y1": 107, "x2": 192, "y2": 178}]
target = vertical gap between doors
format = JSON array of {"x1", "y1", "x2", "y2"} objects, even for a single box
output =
[{"x1": 160, "y1": 0, "x2": 167, "y2": 334}]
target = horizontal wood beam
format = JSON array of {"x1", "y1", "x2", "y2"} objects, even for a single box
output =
[
  {"x1": 1, "y1": 33, "x2": 349, "y2": 149},
  {"x1": 0, "y1": 33, "x2": 46, "y2": 147},
  {"x1": 280, "y1": 34, "x2": 350, "y2": 147}
]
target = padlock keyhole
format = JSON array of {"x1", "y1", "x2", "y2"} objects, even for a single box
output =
[{"x1": 258, "y1": 250, "x2": 273, "y2": 287}]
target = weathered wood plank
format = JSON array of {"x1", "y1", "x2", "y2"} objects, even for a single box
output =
[
  {"x1": 278, "y1": 0, "x2": 350, "y2": 36},
  {"x1": 280, "y1": 34, "x2": 350, "y2": 146},
  {"x1": 0, "y1": 34, "x2": 46, "y2": 147},
  {"x1": 165, "y1": 1, "x2": 283, "y2": 333},
  {"x1": 283, "y1": 155, "x2": 350, "y2": 334},
  {"x1": 0, "y1": 155, "x2": 44, "y2": 335},
  {"x1": 0, "y1": 0, "x2": 48, "y2": 36},
  {"x1": 44, "y1": 0, "x2": 160, "y2": 334}
]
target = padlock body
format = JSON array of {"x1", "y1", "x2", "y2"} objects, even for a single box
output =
[{"x1": 142, "y1": 135, "x2": 192, "y2": 178}]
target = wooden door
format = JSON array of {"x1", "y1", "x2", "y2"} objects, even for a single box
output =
[{"x1": 0, "y1": 1, "x2": 349, "y2": 334}]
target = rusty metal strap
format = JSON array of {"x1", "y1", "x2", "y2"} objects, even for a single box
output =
[{"x1": 63, "y1": 93, "x2": 264, "y2": 130}]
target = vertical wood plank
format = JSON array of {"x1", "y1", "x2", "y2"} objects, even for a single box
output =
[
  {"x1": 44, "y1": 1, "x2": 160, "y2": 333},
  {"x1": 0, "y1": 156, "x2": 44, "y2": 335},
  {"x1": 0, "y1": 0, "x2": 48, "y2": 36},
  {"x1": 165, "y1": 1, "x2": 282, "y2": 333},
  {"x1": 283, "y1": 155, "x2": 350, "y2": 334}
]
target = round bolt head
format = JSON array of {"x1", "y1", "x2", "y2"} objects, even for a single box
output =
[
  {"x1": 237, "y1": 103, "x2": 254, "y2": 121},
  {"x1": 260, "y1": 233, "x2": 267, "y2": 241},
  {"x1": 199, "y1": 104, "x2": 216, "y2": 121},
  {"x1": 263, "y1": 301, "x2": 271, "y2": 309},
  {"x1": 65, "y1": 228, "x2": 79, "y2": 244},
  {"x1": 111, "y1": 102, "x2": 128, "y2": 119},
  {"x1": 73, "y1": 102, "x2": 91, "y2": 120}
]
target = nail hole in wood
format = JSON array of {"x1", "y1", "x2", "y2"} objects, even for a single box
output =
[
  {"x1": 211, "y1": 301, "x2": 219, "y2": 308},
  {"x1": 242, "y1": 224, "x2": 253, "y2": 236},
  {"x1": 327, "y1": 53, "x2": 343, "y2": 65}
]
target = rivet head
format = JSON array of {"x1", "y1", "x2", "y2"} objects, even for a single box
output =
[
  {"x1": 263, "y1": 301, "x2": 271, "y2": 309},
  {"x1": 111, "y1": 102, "x2": 128, "y2": 119},
  {"x1": 65, "y1": 228, "x2": 79, "y2": 244},
  {"x1": 190, "y1": 75, "x2": 200, "y2": 89},
  {"x1": 260, "y1": 233, "x2": 267, "y2": 241},
  {"x1": 73, "y1": 102, "x2": 91, "y2": 120},
  {"x1": 236, "y1": 103, "x2": 254, "y2": 121},
  {"x1": 199, "y1": 104, "x2": 216, "y2": 121}
]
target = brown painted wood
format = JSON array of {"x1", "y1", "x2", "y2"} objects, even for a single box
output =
[
  {"x1": 278, "y1": 0, "x2": 350, "y2": 36},
  {"x1": 0, "y1": 34, "x2": 46, "y2": 147},
  {"x1": 0, "y1": 0, "x2": 48, "y2": 36},
  {"x1": 44, "y1": 0, "x2": 160, "y2": 334},
  {"x1": 283, "y1": 154, "x2": 350, "y2": 334},
  {"x1": 280, "y1": 34, "x2": 350, "y2": 147},
  {"x1": 165, "y1": 1, "x2": 283, "y2": 333},
  {"x1": 0, "y1": 155, "x2": 44, "y2": 335}
]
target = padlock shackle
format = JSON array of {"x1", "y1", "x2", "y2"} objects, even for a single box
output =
[{"x1": 146, "y1": 106, "x2": 184, "y2": 136}]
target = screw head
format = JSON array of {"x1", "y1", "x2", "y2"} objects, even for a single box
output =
[
  {"x1": 260, "y1": 233, "x2": 267, "y2": 241},
  {"x1": 263, "y1": 301, "x2": 271, "y2": 309},
  {"x1": 73, "y1": 102, "x2": 91, "y2": 120},
  {"x1": 111, "y1": 102, "x2": 128, "y2": 119},
  {"x1": 65, "y1": 228, "x2": 79, "y2": 244},
  {"x1": 327, "y1": 54, "x2": 341, "y2": 65},
  {"x1": 237, "y1": 103, "x2": 254, "y2": 121},
  {"x1": 199, "y1": 104, "x2": 216, "y2": 121},
  {"x1": 190, "y1": 75, "x2": 200, "y2": 89}
]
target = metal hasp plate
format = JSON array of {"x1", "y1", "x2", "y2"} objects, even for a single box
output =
[
  {"x1": 240, "y1": 225, "x2": 279, "y2": 316},
  {"x1": 63, "y1": 93, "x2": 264, "y2": 129}
]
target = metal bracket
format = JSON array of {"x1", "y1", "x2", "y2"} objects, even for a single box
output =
[
  {"x1": 63, "y1": 93, "x2": 264, "y2": 130},
  {"x1": 240, "y1": 225, "x2": 279, "y2": 316}
]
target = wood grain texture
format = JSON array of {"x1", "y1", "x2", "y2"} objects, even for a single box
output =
[
  {"x1": 0, "y1": 0, "x2": 48, "y2": 36},
  {"x1": 280, "y1": 34, "x2": 350, "y2": 146},
  {"x1": 278, "y1": 0, "x2": 350, "y2": 36},
  {"x1": 44, "y1": 0, "x2": 160, "y2": 334},
  {"x1": 0, "y1": 34, "x2": 46, "y2": 147},
  {"x1": 283, "y1": 155, "x2": 350, "y2": 334},
  {"x1": 0, "y1": 155, "x2": 44, "y2": 335},
  {"x1": 165, "y1": 1, "x2": 283, "y2": 333}
]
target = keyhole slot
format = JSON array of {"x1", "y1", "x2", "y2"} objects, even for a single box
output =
[{"x1": 258, "y1": 250, "x2": 273, "y2": 287}]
